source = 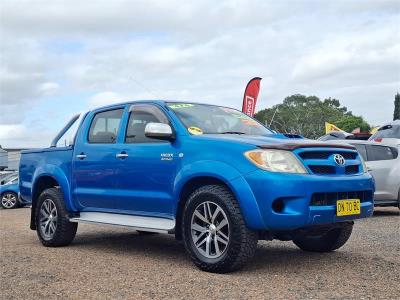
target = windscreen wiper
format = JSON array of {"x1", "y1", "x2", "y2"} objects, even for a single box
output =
[{"x1": 219, "y1": 131, "x2": 246, "y2": 135}]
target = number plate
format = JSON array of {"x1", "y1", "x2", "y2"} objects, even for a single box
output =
[{"x1": 336, "y1": 199, "x2": 361, "y2": 216}]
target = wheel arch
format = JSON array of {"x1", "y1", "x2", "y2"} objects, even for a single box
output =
[
  {"x1": 0, "y1": 189, "x2": 18, "y2": 198},
  {"x1": 174, "y1": 176, "x2": 232, "y2": 240},
  {"x1": 30, "y1": 167, "x2": 73, "y2": 230},
  {"x1": 174, "y1": 170, "x2": 265, "y2": 239}
]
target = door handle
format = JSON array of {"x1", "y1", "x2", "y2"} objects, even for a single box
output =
[
  {"x1": 116, "y1": 152, "x2": 129, "y2": 159},
  {"x1": 76, "y1": 153, "x2": 87, "y2": 160}
]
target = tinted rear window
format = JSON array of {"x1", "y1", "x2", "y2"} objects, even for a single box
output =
[
  {"x1": 370, "y1": 125, "x2": 400, "y2": 139},
  {"x1": 353, "y1": 144, "x2": 367, "y2": 161},
  {"x1": 366, "y1": 145, "x2": 398, "y2": 161}
]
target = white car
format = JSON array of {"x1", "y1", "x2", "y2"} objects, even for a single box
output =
[
  {"x1": 369, "y1": 120, "x2": 400, "y2": 146},
  {"x1": 332, "y1": 139, "x2": 400, "y2": 208}
]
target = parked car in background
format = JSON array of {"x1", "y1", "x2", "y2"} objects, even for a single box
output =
[
  {"x1": 369, "y1": 120, "x2": 400, "y2": 145},
  {"x1": 19, "y1": 101, "x2": 374, "y2": 273},
  {"x1": 332, "y1": 139, "x2": 400, "y2": 209},
  {"x1": 1, "y1": 176, "x2": 19, "y2": 209},
  {"x1": 318, "y1": 131, "x2": 371, "y2": 141},
  {"x1": 0, "y1": 171, "x2": 17, "y2": 185}
]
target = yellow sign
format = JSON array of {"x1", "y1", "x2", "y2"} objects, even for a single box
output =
[
  {"x1": 188, "y1": 126, "x2": 203, "y2": 135},
  {"x1": 325, "y1": 122, "x2": 345, "y2": 134},
  {"x1": 370, "y1": 126, "x2": 379, "y2": 135},
  {"x1": 336, "y1": 199, "x2": 361, "y2": 216}
]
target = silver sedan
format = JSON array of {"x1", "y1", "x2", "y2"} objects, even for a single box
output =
[{"x1": 331, "y1": 139, "x2": 400, "y2": 208}]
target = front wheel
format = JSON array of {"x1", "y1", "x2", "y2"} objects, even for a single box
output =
[
  {"x1": 293, "y1": 223, "x2": 353, "y2": 252},
  {"x1": 35, "y1": 188, "x2": 78, "y2": 247},
  {"x1": 1, "y1": 192, "x2": 19, "y2": 209},
  {"x1": 182, "y1": 185, "x2": 258, "y2": 273}
]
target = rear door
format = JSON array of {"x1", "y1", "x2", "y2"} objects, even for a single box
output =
[{"x1": 72, "y1": 107, "x2": 124, "y2": 211}]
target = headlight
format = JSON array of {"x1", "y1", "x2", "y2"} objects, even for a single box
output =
[{"x1": 244, "y1": 149, "x2": 308, "y2": 174}]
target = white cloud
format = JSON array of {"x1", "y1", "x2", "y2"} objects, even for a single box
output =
[
  {"x1": 0, "y1": 124, "x2": 53, "y2": 148},
  {"x1": 88, "y1": 91, "x2": 128, "y2": 109},
  {"x1": 291, "y1": 24, "x2": 400, "y2": 85},
  {"x1": 0, "y1": 0, "x2": 399, "y2": 147},
  {"x1": 38, "y1": 82, "x2": 60, "y2": 97}
]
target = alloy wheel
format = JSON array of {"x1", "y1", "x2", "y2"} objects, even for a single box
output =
[
  {"x1": 39, "y1": 199, "x2": 58, "y2": 240},
  {"x1": 1, "y1": 193, "x2": 17, "y2": 209},
  {"x1": 190, "y1": 201, "x2": 230, "y2": 259}
]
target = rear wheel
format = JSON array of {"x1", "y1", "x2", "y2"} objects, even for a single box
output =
[
  {"x1": 36, "y1": 188, "x2": 77, "y2": 247},
  {"x1": 182, "y1": 185, "x2": 258, "y2": 273},
  {"x1": 293, "y1": 223, "x2": 353, "y2": 252},
  {"x1": 1, "y1": 192, "x2": 19, "y2": 209}
]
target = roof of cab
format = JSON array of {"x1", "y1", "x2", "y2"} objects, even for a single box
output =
[
  {"x1": 90, "y1": 100, "x2": 213, "y2": 112},
  {"x1": 91, "y1": 100, "x2": 167, "y2": 111}
]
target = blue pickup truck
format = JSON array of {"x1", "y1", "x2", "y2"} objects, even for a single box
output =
[{"x1": 19, "y1": 101, "x2": 374, "y2": 273}]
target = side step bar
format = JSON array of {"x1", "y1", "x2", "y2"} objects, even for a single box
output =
[{"x1": 69, "y1": 212, "x2": 175, "y2": 234}]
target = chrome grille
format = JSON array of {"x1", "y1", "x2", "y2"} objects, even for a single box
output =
[
  {"x1": 296, "y1": 148, "x2": 362, "y2": 176},
  {"x1": 298, "y1": 151, "x2": 357, "y2": 160},
  {"x1": 309, "y1": 165, "x2": 335, "y2": 175}
]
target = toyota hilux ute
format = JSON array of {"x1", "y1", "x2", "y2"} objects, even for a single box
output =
[{"x1": 19, "y1": 101, "x2": 374, "y2": 273}]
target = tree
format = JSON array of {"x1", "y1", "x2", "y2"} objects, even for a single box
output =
[
  {"x1": 394, "y1": 92, "x2": 400, "y2": 121},
  {"x1": 334, "y1": 115, "x2": 370, "y2": 133},
  {"x1": 254, "y1": 94, "x2": 370, "y2": 139}
]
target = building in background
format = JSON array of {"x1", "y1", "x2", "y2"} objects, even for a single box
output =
[
  {"x1": 0, "y1": 147, "x2": 29, "y2": 171},
  {"x1": 0, "y1": 147, "x2": 7, "y2": 171}
]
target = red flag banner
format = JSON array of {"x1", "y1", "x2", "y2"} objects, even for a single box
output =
[{"x1": 242, "y1": 77, "x2": 262, "y2": 117}]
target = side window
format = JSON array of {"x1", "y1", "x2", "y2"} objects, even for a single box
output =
[
  {"x1": 125, "y1": 104, "x2": 170, "y2": 143},
  {"x1": 88, "y1": 109, "x2": 124, "y2": 144},
  {"x1": 366, "y1": 145, "x2": 397, "y2": 161},
  {"x1": 353, "y1": 144, "x2": 368, "y2": 161}
]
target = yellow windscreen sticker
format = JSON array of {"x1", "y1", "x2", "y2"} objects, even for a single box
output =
[
  {"x1": 168, "y1": 104, "x2": 194, "y2": 109},
  {"x1": 188, "y1": 126, "x2": 203, "y2": 135}
]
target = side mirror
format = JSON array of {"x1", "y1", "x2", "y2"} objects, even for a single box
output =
[{"x1": 145, "y1": 123, "x2": 174, "y2": 140}]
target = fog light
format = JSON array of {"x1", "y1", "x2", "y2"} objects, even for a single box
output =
[{"x1": 272, "y1": 199, "x2": 285, "y2": 213}]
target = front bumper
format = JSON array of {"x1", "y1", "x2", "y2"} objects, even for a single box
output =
[{"x1": 241, "y1": 170, "x2": 374, "y2": 230}]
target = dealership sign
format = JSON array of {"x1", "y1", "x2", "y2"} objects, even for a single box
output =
[{"x1": 242, "y1": 77, "x2": 262, "y2": 117}]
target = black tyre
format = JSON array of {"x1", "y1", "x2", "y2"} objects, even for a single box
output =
[
  {"x1": 182, "y1": 185, "x2": 258, "y2": 273},
  {"x1": 293, "y1": 223, "x2": 353, "y2": 252},
  {"x1": 35, "y1": 188, "x2": 77, "y2": 247},
  {"x1": 1, "y1": 192, "x2": 19, "y2": 209}
]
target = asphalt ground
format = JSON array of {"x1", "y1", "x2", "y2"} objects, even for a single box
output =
[{"x1": 0, "y1": 207, "x2": 399, "y2": 300}]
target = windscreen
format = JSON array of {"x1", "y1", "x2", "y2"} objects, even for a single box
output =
[{"x1": 167, "y1": 103, "x2": 273, "y2": 135}]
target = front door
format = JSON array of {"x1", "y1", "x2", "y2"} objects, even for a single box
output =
[
  {"x1": 366, "y1": 144, "x2": 397, "y2": 200},
  {"x1": 73, "y1": 107, "x2": 124, "y2": 211},
  {"x1": 113, "y1": 104, "x2": 179, "y2": 218}
]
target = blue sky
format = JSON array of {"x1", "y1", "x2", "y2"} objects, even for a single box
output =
[{"x1": 0, "y1": 0, "x2": 399, "y2": 147}]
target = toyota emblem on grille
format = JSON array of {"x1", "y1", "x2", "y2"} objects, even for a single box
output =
[{"x1": 333, "y1": 154, "x2": 345, "y2": 166}]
